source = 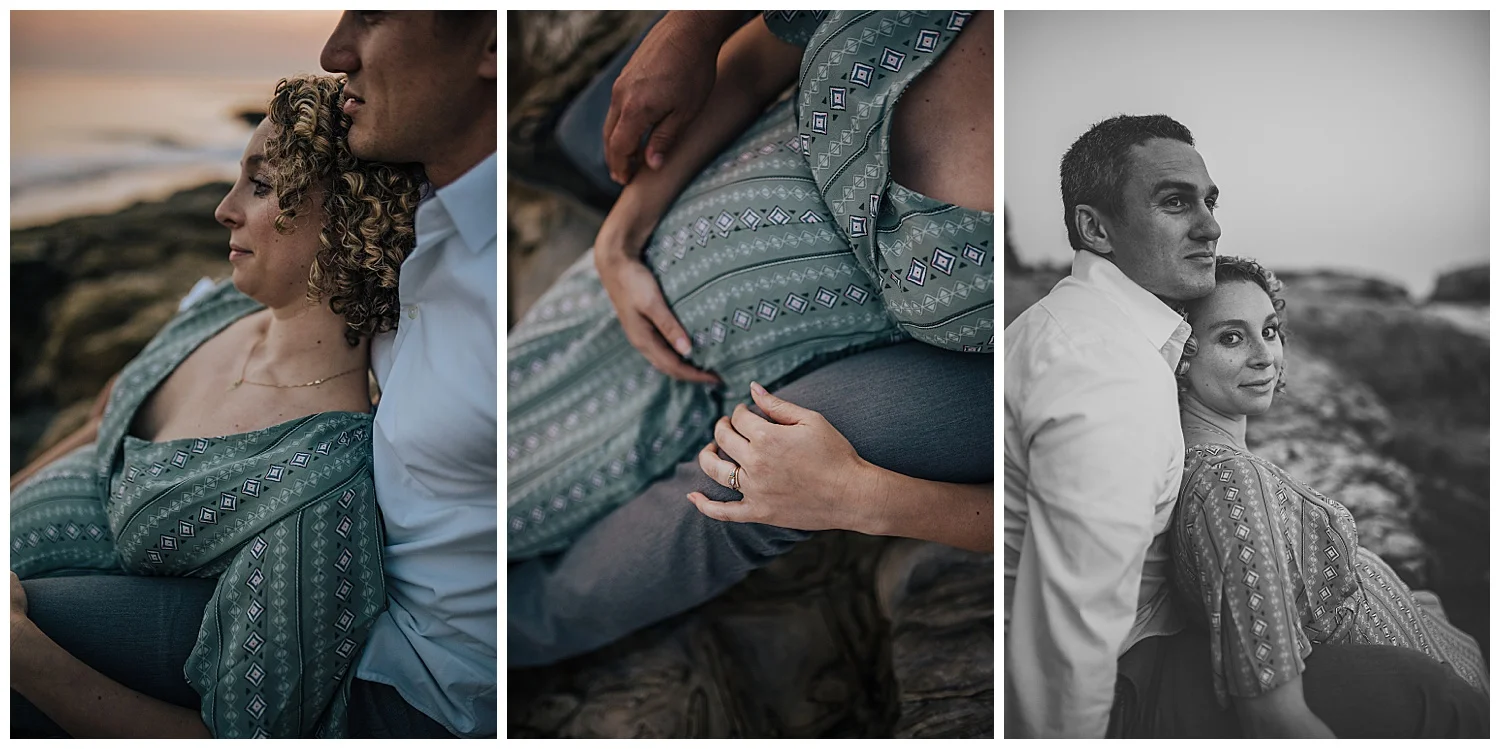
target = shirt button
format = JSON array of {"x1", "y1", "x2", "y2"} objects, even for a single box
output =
[{"x1": 407, "y1": 305, "x2": 419, "y2": 320}]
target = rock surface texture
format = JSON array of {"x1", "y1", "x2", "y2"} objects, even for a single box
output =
[{"x1": 11, "y1": 182, "x2": 232, "y2": 468}]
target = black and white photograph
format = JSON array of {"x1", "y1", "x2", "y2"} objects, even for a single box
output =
[{"x1": 1004, "y1": 10, "x2": 1488, "y2": 738}]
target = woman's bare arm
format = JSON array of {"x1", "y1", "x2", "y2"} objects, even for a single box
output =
[
  {"x1": 1235, "y1": 674, "x2": 1337, "y2": 738},
  {"x1": 862, "y1": 473, "x2": 993, "y2": 554},
  {"x1": 11, "y1": 373, "x2": 118, "y2": 491},
  {"x1": 11, "y1": 573, "x2": 211, "y2": 738},
  {"x1": 690, "y1": 384, "x2": 992, "y2": 554},
  {"x1": 596, "y1": 15, "x2": 803, "y2": 256},
  {"x1": 594, "y1": 16, "x2": 803, "y2": 381}
]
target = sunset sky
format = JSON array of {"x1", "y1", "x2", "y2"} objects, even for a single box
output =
[
  {"x1": 10, "y1": 11, "x2": 349, "y2": 227},
  {"x1": 1006, "y1": 11, "x2": 1488, "y2": 297},
  {"x1": 12, "y1": 11, "x2": 343, "y2": 80}
]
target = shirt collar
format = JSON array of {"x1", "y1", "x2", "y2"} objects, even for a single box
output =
[
  {"x1": 1070, "y1": 250, "x2": 1186, "y2": 352},
  {"x1": 426, "y1": 152, "x2": 497, "y2": 254}
]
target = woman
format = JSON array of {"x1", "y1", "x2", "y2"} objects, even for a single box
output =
[
  {"x1": 1169, "y1": 255, "x2": 1487, "y2": 737},
  {"x1": 10, "y1": 75, "x2": 425, "y2": 738},
  {"x1": 508, "y1": 10, "x2": 994, "y2": 559}
]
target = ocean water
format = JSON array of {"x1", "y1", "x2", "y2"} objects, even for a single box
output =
[{"x1": 11, "y1": 72, "x2": 278, "y2": 228}]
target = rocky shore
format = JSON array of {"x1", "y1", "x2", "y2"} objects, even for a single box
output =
[{"x1": 11, "y1": 181, "x2": 235, "y2": 469}]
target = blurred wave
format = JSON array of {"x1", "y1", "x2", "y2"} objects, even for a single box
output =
[{"x1": 12, "y1": 72, "x2": 271, "y2": 228}]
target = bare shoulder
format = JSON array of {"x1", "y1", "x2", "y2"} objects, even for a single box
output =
[{"x1": 888, "y1": 10, "x2": 993, "y2": 212}]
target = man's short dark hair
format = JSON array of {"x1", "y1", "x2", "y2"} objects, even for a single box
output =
[
  {"x1": 435, "y1": 10, "x2": 494, "y2": 37},
  {"x1": 1060, "y1": 114, "x2": 1194, "y2": 251}
]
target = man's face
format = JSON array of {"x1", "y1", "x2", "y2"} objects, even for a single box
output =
[
  {"x1": 1100, "y1": 138, "x2": 1221, "y2": 303},
  {"x1": 320, "y1": 11, "x2": 493, "y2": 168}
]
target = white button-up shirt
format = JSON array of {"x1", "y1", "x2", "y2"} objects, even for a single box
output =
[
  {"x1": 356, "y1": 153, "x2": 498, "y2": 737},
  {"x1": 1003, "y1": 250, "x2": 1190, "y2": 738}
]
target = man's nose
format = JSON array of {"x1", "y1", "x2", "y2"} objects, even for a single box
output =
[
  {"x1": 320, "y1": 13, "x2": 357, "y2": 74},
  {"x1": 1192, "y1": 204, "x2": 1222, "y2": 243}
]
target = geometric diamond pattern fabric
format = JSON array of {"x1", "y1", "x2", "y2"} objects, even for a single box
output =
[
  {"x1": 506, "y1": 11, "x2": 995, "y2": 560},
  {"x1": 1172, "y1": 443, "x2": 1488, "y2": 708},
  {"x1": 10, "y1": 279, "x2": 385, "y2": 737},
  {"x1": 771, "y1": 10, "x2": 994, "y2": 352}
]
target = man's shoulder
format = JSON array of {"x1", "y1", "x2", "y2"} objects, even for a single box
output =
[
  {"x1": 1006, "y1": 279, "x2": 1178, "y2": 429},
  {"x1": 1006, "y1": 279, "x2": 1160, "y2": 370}
]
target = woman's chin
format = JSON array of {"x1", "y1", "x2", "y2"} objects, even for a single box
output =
[
  {"x1": 229, "y1": 272, "x2": 266, "y2": 306},
  {"x1": 1243, "y1": 393, "x2": 1276, "y2": 416}
]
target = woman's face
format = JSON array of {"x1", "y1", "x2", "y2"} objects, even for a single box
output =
[
  {"x1": 213, "y1": 119, "x2": 325, "y2": 310},
  {"x1": 1183, "y1": 279, "x2": 1284, "y2": 416}
]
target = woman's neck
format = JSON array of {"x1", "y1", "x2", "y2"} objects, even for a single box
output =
[
  {"x1": 246, "y1": 300, "x2": 367, "y2": 382},
  {"x1": 1179, "y1": 392, "x2": 1249, "y2": 451}
]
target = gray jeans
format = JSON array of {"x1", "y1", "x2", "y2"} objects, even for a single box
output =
[
  {"x1": 508, "y1": 341, "x2": 994, "y2": 666},
  {"x1": 11, "y1": 575, "x2": 454, "y2": 738}
]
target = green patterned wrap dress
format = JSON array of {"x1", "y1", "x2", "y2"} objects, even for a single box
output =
[
  {"x1": 507, "y1": 10, "x2": 994, "y2": 559},
  {"x1": 11, "y1": 280, "x2": 386, "y2": 739},
  {"x1": 1173, "y1": 444, "x2": 1488, "y2": 708}
]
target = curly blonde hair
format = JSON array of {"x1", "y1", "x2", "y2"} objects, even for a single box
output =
[{"x1": 263, "y1": 75, "x2": 427, "y2": 346}]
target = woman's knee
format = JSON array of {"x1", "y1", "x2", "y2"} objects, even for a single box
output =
[{"x1": 1303, "y1": 644, "x2": 1488, "y2": 738}]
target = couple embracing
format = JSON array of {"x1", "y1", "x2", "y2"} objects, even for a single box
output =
[
  {"x1": 1004, "y1": 115, "x2": 1487, "y2": 738},
  {"x1": 12, "y1": 11, "x2": 496, "y2": 739}
]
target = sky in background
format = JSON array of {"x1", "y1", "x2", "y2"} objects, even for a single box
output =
[
  {"x1": 1005, "y1": 11, "x2": 1488, "y2": 298},
  {"x1": 12, "y1": 11, "x2": 342, "y2": 79},
  {"x1": 11, "y1": 11, "x2": 346, "y2": 227}
]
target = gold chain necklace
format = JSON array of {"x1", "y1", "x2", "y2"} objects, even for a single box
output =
[{"x1": 228, "y1": 332, "x2": 363, "y2": 391}]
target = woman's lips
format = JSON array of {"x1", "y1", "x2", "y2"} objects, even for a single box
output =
[
  {"x1": 229, "y1": 247, "x2": 252, "y2": 261},
  {"x1": 1241, "y1": 377, "x2": 1275, "y2": 391},
  {"x1": 342, "y1": 97, "x2": 363, "y2": 116}
]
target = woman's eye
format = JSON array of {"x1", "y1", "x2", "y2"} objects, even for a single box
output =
[
  {"x1": 250, "y1": 178, "x2": 272, "y2": 198},
  {"x1": 1263, "y1": 324, "x2": 1280, "y2": 340},
  {"x1": 1220, "y1": 331, "x2": 1243, "y2": 346}
]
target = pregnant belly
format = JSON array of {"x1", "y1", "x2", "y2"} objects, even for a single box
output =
[{"x1": 642, "y1": 101, "x2": 900, "y2": 391}]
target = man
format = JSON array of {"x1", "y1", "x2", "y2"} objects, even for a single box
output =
[
  {"x1": 1004, "y1": 115, "x2": 1486, "y2": 738},
  {"x1": 320, "y1": 10, "x2": 497, "y2": 738}
]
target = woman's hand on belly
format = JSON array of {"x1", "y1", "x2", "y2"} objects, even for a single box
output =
[
  {"x1": 596, "y1": 232, "x2": 720, "y2": 385},
  {"x1": 690, "y1": 383, "x2": 875, "y2": 532}
]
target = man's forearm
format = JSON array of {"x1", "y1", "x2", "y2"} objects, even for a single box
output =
[
  {"x1": 600, "y1": 16, "x2": 802, "y2": 254},
  {"x1": 857, "y1": 463, "x2": 993, "y2": 553},
  {"x1": 11, "y1": 617, "x2": 211, "y2": 738},
  {"x1": 663, "y1": 10, "x2": 757, "y2": 51}
]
